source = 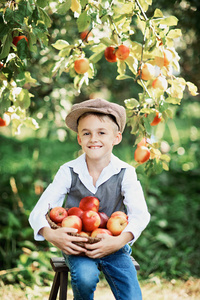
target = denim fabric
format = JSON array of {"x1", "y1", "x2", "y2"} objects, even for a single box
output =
[{"x1": 63, "y1": 245, "x2": 142, "y2": 300}]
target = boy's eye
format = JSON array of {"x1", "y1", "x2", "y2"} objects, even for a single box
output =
[
  {"x1": 99, "y1": 131, "x2": 105, "y2": 135},
  {"x1": 83, "y1": 132, "x2": 90, "y2": 136}
]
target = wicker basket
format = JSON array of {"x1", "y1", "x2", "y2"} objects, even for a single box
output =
[{"x1": 45, "y1": 211, "x2": 101, "y2": 247}]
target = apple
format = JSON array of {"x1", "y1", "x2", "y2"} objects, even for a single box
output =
[
  {"x1": 12, "y1": 35, "x2": 28, "y2": 47},
  {"x1": 0, "y1": 113, "x2": 10, "y2": 127},
  {"x1": 163, "y1": 49, "x2": 173, "y2": 66},
  {"x1": 0, "y1": 62, "x2": 4, "y2": 69},
  {"x1": 79, "y1": 231, "x2": 90, "y2": 237},
  {"x1": 110, "y1": 211, "x2": 128, "y2": 220},
  {"x1": 74, "y1": 58, "x2": 89, "y2": 74},
  {"x1": 82, "y1": 210, "x2": 101, "y2": 232},
  {"x1": 61, "y1": 215, "x2": 82, "y2": 232},
  {"x1": 80, "y1": 30, "x2": 93, "y2": 42},
  {"x1": 115, "y1": 45, "x2": 130, "y2": 60},
  {"x1": 104, "y1": 46, "x2": 117, "y2": 63},
  {"x1": 154, "y1": 55, "x2": 165, "y2": 68},
  {"x1": 134, "y1": 146, "x2": 150, "y2": 164},
  {"x1": 152, "y1": 76, "x2": 168, "y2": 91},
  {"x1": 137, "y1": 137, "x2": 147, "y2": 148},
  {"x1": 68, "y1": 207, "x2": 83, "y2": 218},
  {"x1": 79, "y1": 196, "x2": 99, "y2": 212},
  {"x1": 139, "y1": 63, "x2": 155, "y2": 81},
  {"x1": 106, "y1": 216, "x2": 128, "y2": 236},
  {"x1": 91, "y1": 228, "x2": 113, "y2": 238},
  {"x1": 49, "y1": 207, "x2": 68, "y2": 223},
  {"x1": 98, "y1": 212, "x2": 109, "y2": 228},
  {"x1": 150, "y1": 111, "x2": 162, "y2": 126}
]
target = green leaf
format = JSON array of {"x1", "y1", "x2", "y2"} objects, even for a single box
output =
[
  {"x1": 116, "y1": 74, "x2": 133, "y2": 80},
  {"x1": 156, "y1": 232, "x2": 176, "y2": 248},
  {"x1": 155, "y1": 16, "x2": 178, "y2": 26},
  {"x1": 124, "y1": 98, "x2": 139, "y2": 109},
  {"x1": 15, "y1": 89, "x2": 32, "y2": 109},
  {"x1": 52, "y1": 40, "x2": 69, "y2": 50},
  {"x1": 56, "y1": 1, "x2": 71, "y2": 15},
  {"x1": 153, "y1": 8, "x2": 163, "y2": 18},
  {"x1": 125, "y1": 55, "x2": 138, "y2": 75},
  {"x1": 38, "y1": 7, "x2": 52, "y2": 28},
  {"x1": 77, "y1": 11, "x2": 91, "y2": 32},
  {"x1": 117, "y1": 60, "x2": 126, "y2": 75},
  {"x1": 17, "y1": 38, "x2": 29, "y2": 60},
  {"x1": 167, "y1": 29, "x2": 182, "y2": 39},
  {"x1": 89, "y1": 51, "x2": 104, "y2": 63},
  {"x1": 23, "y1": 117, "x2": 39, "y2": 130},
  {"x1": 186, "y1": 81, "x2": 199, "y2": 96},
  {"x1": 36, "y1": 0, "x2": 49, "y2": 8},
  {"x1": 0, "y1": 31, "x2": 12, "y2": 59}
]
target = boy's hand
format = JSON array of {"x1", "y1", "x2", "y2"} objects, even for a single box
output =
[
  {"x1": 39, "y1": 227, "x2": 88, "y2": 255},
  {"x1": 84, "y1": 232, "x2": 134, "y2": 258}
]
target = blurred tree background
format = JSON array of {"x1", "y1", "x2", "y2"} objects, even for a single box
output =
[{"x1": 0, "y1": 0, "x2": 200, "y2": 289}]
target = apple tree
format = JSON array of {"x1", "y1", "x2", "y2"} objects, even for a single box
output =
[{"x1": 0, "y1": 0, "x2": 198, "y2": 174}]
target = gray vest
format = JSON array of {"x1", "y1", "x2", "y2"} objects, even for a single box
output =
[{"x1": 66, "y1": 168, "x2": 126, "y2": 217}]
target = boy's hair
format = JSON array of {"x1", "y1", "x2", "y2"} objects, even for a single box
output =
[{"x1": 77, "y1": 112, "x2": 120, "y2": 132}]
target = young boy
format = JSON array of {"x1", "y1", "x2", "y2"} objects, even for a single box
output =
[{"x1": 29, "y1": 98, "x2": 150, "y2": 300}]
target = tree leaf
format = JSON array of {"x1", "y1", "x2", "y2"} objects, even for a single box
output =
[
  {"x1": 167, "y1": 29, "x2": 182, "y2": 39},
  {"x1": 52, "y1": 40, "x2": 69, "y2": 50},
  {"x1": 77, "y1": 11, "x2": 91, "y2": 32},
  {"x1": 186, "y1": 81, "x2": 199, "y2": 96},
  {"x1": 125, "y1": 98, "x2": 139, "y2": 109},
  {"x1": 0, "y1": 30, "x2": 12, "y2": 59},
  {"x1": 56, "y1": 1, "x2": 71, "y2": 15},
  {"x1": 38, "y1": 7, "x2": 52, "y2": 28},
  {"x1": 117, "y1": 60, "x2": 126, "y2": 75}
]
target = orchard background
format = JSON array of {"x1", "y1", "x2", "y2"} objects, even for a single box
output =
[{"x1": 0, "y1": 0, "x2": 200, "y2": 294}]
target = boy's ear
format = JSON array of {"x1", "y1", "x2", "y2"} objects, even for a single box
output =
[
  {"x1": 77, "y1": 134, "x2": 82, "y2": 146},
  {"x1": 113, "y1": 132, "x2": 122, "y2": 146}
]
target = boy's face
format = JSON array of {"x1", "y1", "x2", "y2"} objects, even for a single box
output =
[{"x1": 77, "y1": 114, "x2": 122, "y2": 163}]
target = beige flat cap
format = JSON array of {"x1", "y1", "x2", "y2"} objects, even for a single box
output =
[{"x1": 65, "y1": 98, "x2": 126, "y2": 133}]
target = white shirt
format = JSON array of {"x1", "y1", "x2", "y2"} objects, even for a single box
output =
[{"x1": 29, "y1": 153, "x2": 150, "y2": 244}]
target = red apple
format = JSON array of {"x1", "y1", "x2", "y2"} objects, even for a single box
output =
[
  {"x1": 49, "y1": 207, "x2": 68, "y2": 223},
  {"x1": 79, "y1": 196, "x2": 99, "y2": 212},
  {"x1": 150, "y1": 111, "x2": 162, "y2": 126},
  {"x1": 110, "y1": 211, "x2": 128, "y2": 220},
  {"x1": 79, "y1": 231, "x2": 90, "y2": 237},
  {"x1": 12, "y1": 35, "x2": 28, "y2": 47},
  {"x1": 152, "y1": 76, "x2": 168, "y2": 91},
  {"x1": 68, "y1": 207, "x2": 83, "y2": 218},
  {"x1": 91, "y1": 228, "x2": 113, "y2": 238},
  {"x1": 82, "y1": 210, "x2": 101, "y2": 232},
  {"x1": 98, "y1": 212, "x2": 109, "y2": 228},
  {"x1": 74, "y1": 58, "x2": 89, "y2": 74},
  {"x1": 0, "y1": 113, "x2": 10, "y2": 127},
  {"x1": 107, "y1": 216, "x2": 128, "y2": 236},
  {"x1": 134, "y1": 146, "x2": 150, "y2": 164},
  {"x1": 104, "y1": 46, "x2": 117, "y2": 63},
  {"x1": 61, "y1": 215, "x2": 82, "y2": 232},
  {"x1": 115, "y1": 45, "x2": 130, "y2": 60},
  {"x1": 139, "y1": 63, "x2": 155, "y2": 81}
]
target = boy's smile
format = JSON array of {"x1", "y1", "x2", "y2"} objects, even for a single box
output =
[{"x1": 77, "y1": 114, "x2": 122, "y2": 166}]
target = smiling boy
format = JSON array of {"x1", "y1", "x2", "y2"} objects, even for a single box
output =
[{"x1": 29, "y1": 98, "x2": 150, "y2": 300}]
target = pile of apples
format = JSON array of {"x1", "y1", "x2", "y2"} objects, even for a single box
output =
[{"x1": 49, "y1": 196, "x2": 128, "y2": 238}]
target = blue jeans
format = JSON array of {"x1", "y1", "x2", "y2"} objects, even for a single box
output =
[{"x1": 63, "y1": 244, "x2": 142, "y2": 300}]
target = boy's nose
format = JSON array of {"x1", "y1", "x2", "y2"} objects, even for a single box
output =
[{"x1": 90, "y1": 133, "x2": 98, "y2": 142}]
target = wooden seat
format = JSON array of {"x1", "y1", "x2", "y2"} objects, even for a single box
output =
[{"x1": 49, "y1": 256, "x2": 140, "y2": 300}]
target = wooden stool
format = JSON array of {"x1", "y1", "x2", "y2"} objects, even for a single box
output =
[{"x1": 49, "y1": 256, "x2": 140, "y2": 300}]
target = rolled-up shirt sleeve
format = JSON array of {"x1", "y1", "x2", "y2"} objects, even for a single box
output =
[
  {"x1": 28, "y1": 165, "x2": 71, "y2": 241},
  {"x1": 121, "y1": 166, "x2": 151, "y2": 244}
]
